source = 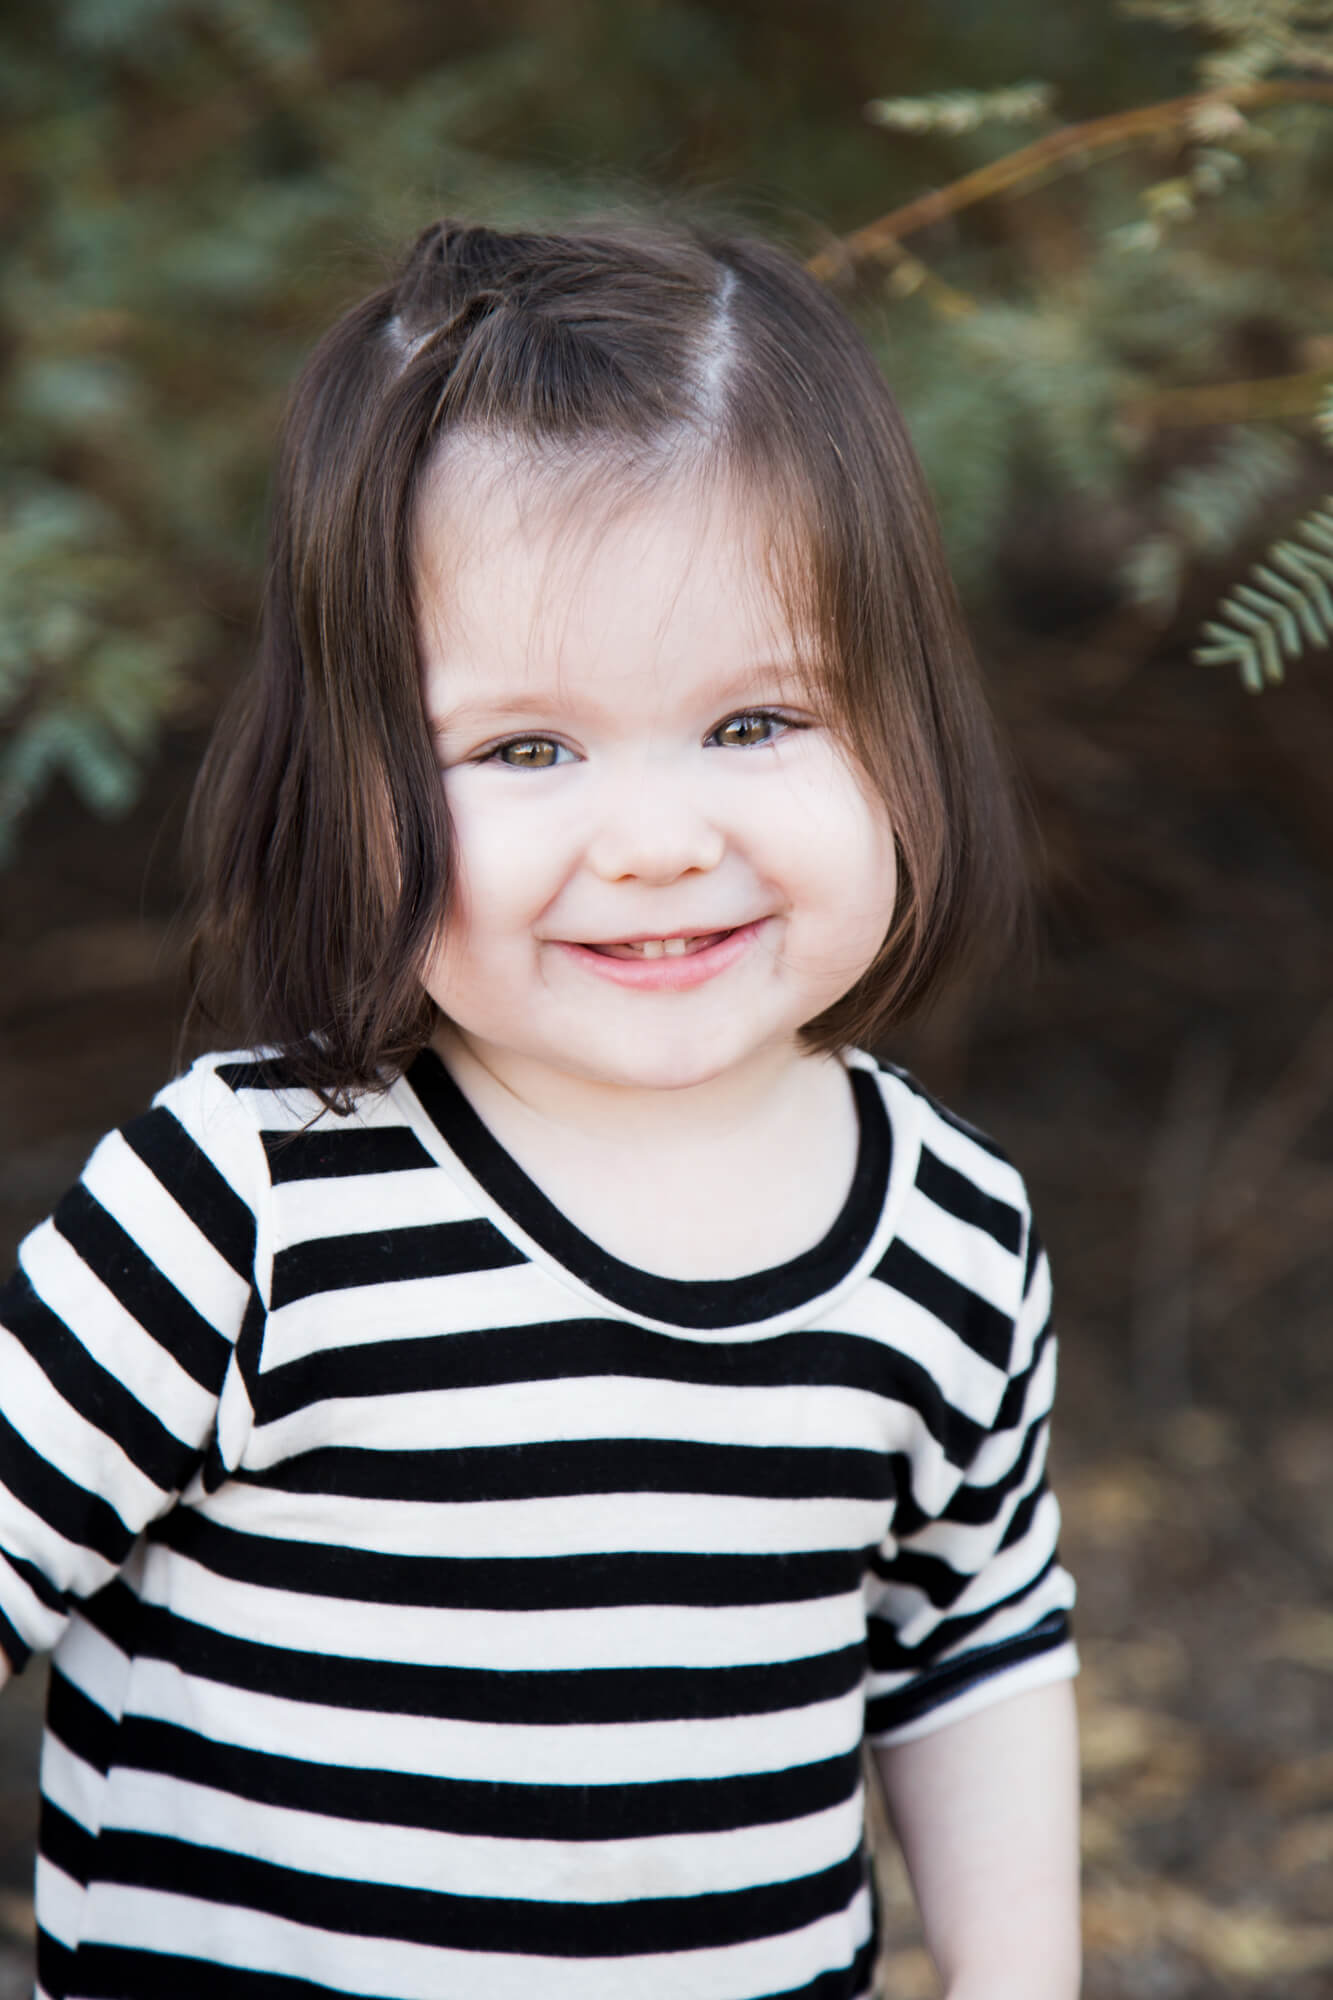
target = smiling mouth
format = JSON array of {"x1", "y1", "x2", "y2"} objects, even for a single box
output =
[{"x1": 581, "y1": 929, "x2": 734, "y2": 961}]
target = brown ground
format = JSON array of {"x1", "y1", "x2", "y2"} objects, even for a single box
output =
[{"x1": 3, "y1": 622, "x2": 1333, "y2": 1995}]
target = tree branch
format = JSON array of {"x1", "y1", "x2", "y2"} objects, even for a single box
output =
[{"x1": 808, "y1": 79, "x2": 1333, "y2": 278}]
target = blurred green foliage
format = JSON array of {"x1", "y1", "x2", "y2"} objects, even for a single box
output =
[{"x1": 3, "y1": 0, "x2": 1333, "y2": 850}]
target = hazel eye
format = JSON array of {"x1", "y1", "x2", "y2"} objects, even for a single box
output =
[
  {"x1": 710, "y1": 711, "x2": 786, "y2": 749},
  {"x1": 489, "y1": 737, "x2": 571, "y2": 769}
]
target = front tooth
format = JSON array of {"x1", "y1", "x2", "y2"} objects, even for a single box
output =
[
  {"x1": 662, "y1": 937, "x2": 688, "y2": 957},
  {"x1": 639, "y1": 939, "x2": 665, "y2": 958}
]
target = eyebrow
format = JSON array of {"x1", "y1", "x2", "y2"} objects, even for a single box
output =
[{"x1": 427, "y1": 662, "x2": 814, "y2": 735}]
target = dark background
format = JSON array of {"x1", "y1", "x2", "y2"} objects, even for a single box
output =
[{"x1": 4, "y1": 4, "x2": 1333, "y2": 1993}]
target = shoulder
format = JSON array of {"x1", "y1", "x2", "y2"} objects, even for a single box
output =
[
  {"x1": 848, "y1": 1051, "x2": 1050, "y2": 1383},
  {"x1": 157, "y1": 1047, "x2": 439, "y2": 1190},
  {"x1": 849, "y1": 1050, "x2": 1033, "y2": 1244}
]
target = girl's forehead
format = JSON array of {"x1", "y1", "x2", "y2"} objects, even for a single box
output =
[{"x1": 415, "y1": 443, "x2": 813, "y2": 684}]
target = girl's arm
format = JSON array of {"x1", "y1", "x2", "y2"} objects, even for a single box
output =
[
  {"x1": 0, "y1": 1058, "x2": 263, "y2": 1678},
  {"x1": 873, "y1": 1678, "x2": 1081, "y2": 2000}
]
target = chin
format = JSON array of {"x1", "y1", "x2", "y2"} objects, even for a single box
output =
[{"x1": 573, "y1": 1031, "x2": 777, "y2": 1095}]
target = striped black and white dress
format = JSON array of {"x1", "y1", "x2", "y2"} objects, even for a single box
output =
[{"x1": 0, "y1": 1046, "x2": 1076, "y2": 2000}]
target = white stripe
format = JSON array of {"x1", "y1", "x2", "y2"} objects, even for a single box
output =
[
  {"x1": 889, "y1": 1434, "x2": 1050, "y2": 1574},
  {"x1": 32, "y1": 1855, "x2": 83, "y2": 1948},
  {"x1": 0, "y1": 1329, "x2": 163, "y2": 1528},
  {"x1": 124, "y1": 1655, "x2": 866, "y2": 1786},
  {"x1": 870, "y1": 1488, "x2": 1066, "y2": 1650},
  {"x1": 81, "y1": 1129, "x2": 250, "y2": 1335},
  {"x1": 248, "y1": 1372, "x2": 912, "y2": 1463},
  {"x1": 39, "y1": 1729, "x2": 107, "y2": 1834},
  {"x1": 17, "y1": 1220, "x2": 220, "y2": 1439},
  {"x1": 194, "y1": 1483, "x2": 891, "y2": 1559},
  {"x1": 867, "y1": 1637, "x2": 1079, "y2": 1747},
  {"x1": 105, "y1": 1766, "x2": 865, "y2": 1902},
  {"x1": 50, "y1": 1603, "x2": 130, "y2": 1709},
  {"x1": 966, "y1": 1343, "x2": 1056, "y2": 1485},
  {"x1": 276, "y1": 1168, "x2": 486, "y2": 1239},
  {"x1": 261, "y1": 1261, "x2": 606, "y2": 1369},
  {"x1": 908, "y1": 1097, "x2": 1025, "y2": 1208},
  {"x1": 895, "y1": 1182, "x2": 1021, "y2": 1314},
  {"x1": 934, "y1": 1562, "x2": 1076, "y2": 1660},
  {"x1": 81, "y1": 1883, "x2": 875, "y2": 2000},
  {"x1": 132, "y1": 1545, "x2": 868, "y2": 1669},
  {"x1": 0, "y1": 1538, "x2": 81, "y2": 1652},
  {"x1": 1012, "y1": 1250, "x2": 1053, "y2": 1370},
  {"x1": 835, "y1": 1280, "x2": 1008, "y2": 1424}
]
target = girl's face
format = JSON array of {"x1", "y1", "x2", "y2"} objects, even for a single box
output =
[{"x1": 417, "y1": 454, "x2": 897, "y2": 1101}]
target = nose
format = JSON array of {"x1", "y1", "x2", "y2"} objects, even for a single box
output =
[{"x1": 584, "y1": 768, "x2": 725, "y2": 884}]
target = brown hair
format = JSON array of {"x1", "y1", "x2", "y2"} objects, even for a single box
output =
[{"x1": 186, "y1": 215, "x2": 1025, "y2": 1105}]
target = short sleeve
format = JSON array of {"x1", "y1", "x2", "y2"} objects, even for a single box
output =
[
  {"x1": 863, "y1": 1210, "x2": 1077, "y2": 1746},
  {"x1": 0, "y1": 1060, "x2": 265, "y2": 1673}
]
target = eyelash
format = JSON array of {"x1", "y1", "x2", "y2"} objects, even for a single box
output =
[{"x1": 480, "y1": 710, "x2": 803, "y2": 768}]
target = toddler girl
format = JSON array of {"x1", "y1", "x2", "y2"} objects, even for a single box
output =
[{"x1": 1, "y1": 218, "x2": 1080, "y2": 2000}]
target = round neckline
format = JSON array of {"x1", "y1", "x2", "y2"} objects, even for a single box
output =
[{"x1": 405, "y1": 1048, "x2": 892, "y2": 1331}]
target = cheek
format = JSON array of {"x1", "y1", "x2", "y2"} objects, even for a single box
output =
[
  {"x1": 782, "y1": 764, "x2": 895, "y2": 902},
  {"x1": 440, "y1": 782, "x2": 547, "y2": 921},
  {"x1": 424, "y1": 781, "x2": 568, "y2": 998}
]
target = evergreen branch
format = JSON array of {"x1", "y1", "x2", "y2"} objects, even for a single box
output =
[
  {"x1": 809, "y1": 77, "x2": 1333, "y2": 277},
  {"x1": 1122, "y1": 429, "x2": 1302, "y2": 616},
  {"x1": 1193, "y1": 499, "x2": 1333, "y2": 686},
  {"x1": 1126, "y1": 367, "x2": 1333, "y2": 429},
  {"x1": 866, "y1": 82, "x2": 1054, "y2": 135}
]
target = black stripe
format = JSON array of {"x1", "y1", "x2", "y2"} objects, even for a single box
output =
[
  {"x1": 872, "y1": 1238, "x2": 1013, "y2": 1372},
  {"x1": 50, "y1": 1185, "x2": 232, "y2": 1390},
  {"x1": 46, "y1": 1664, "x2": 117, "y2": 1776},
  {"x1": 100, "y1": 1590, "x2": 868, "y2": 1725},
  {"x1": 65, "y1": 1937, "x2": 878, "y2": 2000},
  {"x1": 216, "y1": 1058, "x2": 310, "y2": 1094},
  {"x1": 5, "y1": 1545, "x2": 67, "y2": 1615},
  {"x1": 878, "y1": 1379, "x2": 1053, "y2": 1545},
  {"x1": 91, "y1": 1831, "x2": 867, "y2": 1957},
  {"x1": 867, "y1": 1458, "x2": 1054, "y2": 1605},
  {"x1": 0, "y1": 1407, "x2": 132, "y2": 1569},
  {"x1": 995, "y1": 1318, "x2": 1054, "y2": 1430},
  {"x1": 915, "y1": 1145, "x2": 1023, "y2": 1254},
  {"x1": 869, "y1": 1539, "x2": 974, "y2": 1613},
  {"x1": 124, "y1": 1106, "x2": 257, "y2": 1280},
  {"x1": 36, "y1": 1924, "x2": 76, "y2": 2000},
  {"x1": 874, "y1": 1061, "x2": 1008, "y2": 1161},
  {"x1": 0, "y1": 1604, "x2": 30, "y2": 1674},
  {"x1": 270, "y1": 1218, "x2": 526, "y2": 1309},
  {"x1": 408, "y1": 1049, "x2": 892, "y2": 1329},
  {"x1": 865, "y1": 1609, "x2": 1071, "y2": 1737},
  {"x1": 255, "y1": 1320, "x2": 978, "y2": 1466},
  {"x1": 103, "y1": 1716, "x2": 864, "y2": 1841},
  {"x1": 2, "y1": 1276, "x2": 205, "y2": 1495},
  {"x1": 62, "y1": 1946, "x2": 393, "y2": 2000},
  {"x1": 38, "y1": 1795, "x2": 93, "y2": 1887},
  {"x1": 922, "y1": 1414, "x2": 1044, "y2": 1531},
  {"x1": 1000, "y1": 1477, "x2": 1046, "y2": 1551},
  {"x1": 151, "y1": 1508, "x2": 872, "y2": 1610},
  {"x1": 74, "y1": 1574, "x2": 142, "y2": 1657},
  {"x1": 240, "y1": 1435, "x2": 896, "y2": 1505},
  {"x1": 867, "y1": 1550, "x2": 1063, "y2": 1673},
  {"x1": 262, "y1": 1126, "x2": 437, "y2": 1184},
  {"x1": 1023, "y1": 1219, "x2": 1045, "y2": 1295}
]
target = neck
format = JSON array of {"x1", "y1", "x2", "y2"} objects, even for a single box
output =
[{"x1": 432, "y1": 1021, "x2": 840, "y2": 1162}]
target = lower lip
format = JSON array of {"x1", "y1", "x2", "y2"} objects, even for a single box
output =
[{"x1": 553, "y1": 922, "x2": 763, "y2": 991}]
